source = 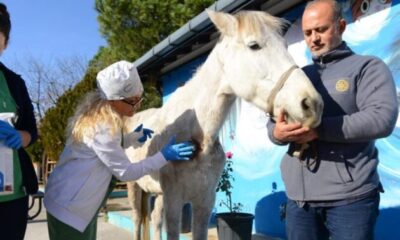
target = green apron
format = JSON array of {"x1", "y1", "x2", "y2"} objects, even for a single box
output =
[{"x1": 0, "y1": 70, "x2": 25, "y2": 202}]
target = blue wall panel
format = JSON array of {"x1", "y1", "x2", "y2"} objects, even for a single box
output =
[{"x1": 161, "y1": 55, "x2": 207, "y2": 103}]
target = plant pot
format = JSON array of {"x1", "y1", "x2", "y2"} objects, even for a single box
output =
[{"x1": 216, "y1": 212, "x2": 254, "y2": 240}]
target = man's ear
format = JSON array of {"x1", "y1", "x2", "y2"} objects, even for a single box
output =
[{"x1": 338, "y1": 18, "x2": 346, "y2": 34}]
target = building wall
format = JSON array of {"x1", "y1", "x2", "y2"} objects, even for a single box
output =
[
  {"x1": 161, "y1": 55, "x2": 207, "y2": 103},
  {"x1": 161, "y1": 0, "x2": 400, "y2": 239}
]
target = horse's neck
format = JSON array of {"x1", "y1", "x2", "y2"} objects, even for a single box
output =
[
  {"x1": 188, "y1": 46, "x2": 236, "y2": 148},
  {"x1": 159, "y1": 45, "x2": 235, "y2": 150}
]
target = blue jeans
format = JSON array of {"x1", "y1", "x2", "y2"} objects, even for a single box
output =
[{"x1": 285, "y1": 193, "x2": 380, "y2": 240}]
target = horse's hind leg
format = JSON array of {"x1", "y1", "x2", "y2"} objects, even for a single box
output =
[
  {"x1": 151, "y1": 194, "x2": 164, "y2": 240},
  {"x1": 127, "y1": 182, "x2": 143, "y2": 240}
]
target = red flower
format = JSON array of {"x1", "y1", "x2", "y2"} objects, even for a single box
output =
[{"x1": 226, "y1": 151, "x2": 233, "y2": 159}]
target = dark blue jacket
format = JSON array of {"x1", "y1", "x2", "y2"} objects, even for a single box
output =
[
  {"x1": 268, "y1": 42, "x2": 398, "y2": 202},
  {"x1": 1, "y1": 62, "x2": 38, "y2": 194}
]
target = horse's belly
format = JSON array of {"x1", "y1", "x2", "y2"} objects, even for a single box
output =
[
  {"x1": 160, "y1": 149, "x2": 226, "y2": 201},
  {"x1": 136, "y1": 174, "x2": 162, "y2": 194},
  {"x1": 124, "y1": 142, "x2": 163, "y2": 194}
]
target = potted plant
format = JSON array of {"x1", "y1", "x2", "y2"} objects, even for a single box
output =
[{"x1": 215, "y1": 152, "x2": 254, "y2": 240}]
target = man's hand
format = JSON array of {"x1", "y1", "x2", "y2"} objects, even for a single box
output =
[
  {"x1": 273, "y1": 110, "x2": 318, "y2": 143},
  {"x1": 295, "y1": 129, "x2": 318, "y2": 144}
]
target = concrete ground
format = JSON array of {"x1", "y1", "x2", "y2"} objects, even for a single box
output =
[
  {"x1": 25, "y1": 193, "x2": 280, "y2": 240},
  {"x1": 25, "y1": 195, "x2": 133, "y2": 240},
  {"x1": 102, "y1": 196, "x2": 219, "y2": 240},
  {"x1": 24, "y1": 194, "x2": 215, "y2": 240}
]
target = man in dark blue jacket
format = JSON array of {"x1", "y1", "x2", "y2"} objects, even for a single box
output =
[{"x1": 267, "y1": 0, "x2": 398, "y2": 239}]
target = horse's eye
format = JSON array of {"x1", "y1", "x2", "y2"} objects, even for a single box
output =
[{"x1": 248, "y1": 41, "x2": 261, "y2": 50}]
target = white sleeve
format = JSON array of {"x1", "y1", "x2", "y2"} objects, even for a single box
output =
[{"x1": 88, "y1": 125, "x2": 167, "y2": 181}]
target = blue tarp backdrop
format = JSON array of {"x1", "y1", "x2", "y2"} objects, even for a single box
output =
[{"x1": 161, "y1": 0, "x2": 400, "y2": 239}]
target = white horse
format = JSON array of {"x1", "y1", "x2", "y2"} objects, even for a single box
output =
[{"x1": 123, "y1": 10, "x2": 323, "y2": 240}]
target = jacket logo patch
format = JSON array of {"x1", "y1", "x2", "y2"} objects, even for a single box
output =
[{"x1": 335, "y1": 79, "x2": 349, "y2": 92}]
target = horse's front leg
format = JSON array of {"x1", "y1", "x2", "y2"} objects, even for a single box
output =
[
  {"x1": 151, "y1": 194, "x2": 164, "y2": 240},
  {"x1": 163, "y1": 193, "x2": 183, "y2": 240},
  {"x1": 191, "y1": 191, "x2": 216, "y2": 240},
  {"x1": 127, "y1": 182, "x2": 143, "y2": 240}
]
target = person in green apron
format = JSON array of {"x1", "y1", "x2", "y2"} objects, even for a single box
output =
[
  {"x1": 44, "y1": 60, "x2": 196, "y2": 240},
  {"x1": 0, "y1": 3, "x2": 39, "y2": 240}
]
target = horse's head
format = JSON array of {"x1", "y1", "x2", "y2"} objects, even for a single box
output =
[{"x1": 208, "y1": 10, "x2": 323, "y2": 127}]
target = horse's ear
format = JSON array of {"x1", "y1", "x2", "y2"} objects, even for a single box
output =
[{"x1": 207, "y1": 10, "x2": 237, "y2": 37}]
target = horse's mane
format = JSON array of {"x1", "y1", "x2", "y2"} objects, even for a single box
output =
[{"x1": 236, "y1": 10, "x2": 288, "y2": 37}]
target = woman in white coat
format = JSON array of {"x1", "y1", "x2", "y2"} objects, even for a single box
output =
[{"x1": 44, "y1": 60, "x2": 195, "y2": 240}]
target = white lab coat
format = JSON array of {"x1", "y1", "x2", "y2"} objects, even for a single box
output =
[{"x1": 44, "y1": 123, "x2": 166, "y2": 232}]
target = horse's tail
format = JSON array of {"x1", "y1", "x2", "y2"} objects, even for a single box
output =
[{"x1": 141, "y1": 190, "x2": 151, "y2": 240}]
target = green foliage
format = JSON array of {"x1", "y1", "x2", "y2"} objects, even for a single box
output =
[
  {"x1": 25, "y1": 136, "x2": 44, "y2": 163},
  {"x1": 95, "y1": 0, "x2": 214, "y2": 60},
  {"x1": 216, "y1": 159, "x2": 243, "y2": 213},
  {"x1": 141, "y1": 80, "x2": 162, "y2": 110},
  {"x1": 89, "y1": 46, "x2": 124, "y2": 69}
]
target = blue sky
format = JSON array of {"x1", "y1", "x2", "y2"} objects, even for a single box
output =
[{"x1": 1, "y1": 0, "x2": 106, "y2": 69}]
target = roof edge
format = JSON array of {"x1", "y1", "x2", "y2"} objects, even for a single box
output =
[{"x1": 133, "y1": 0, "x2": 251, "y2": 71}]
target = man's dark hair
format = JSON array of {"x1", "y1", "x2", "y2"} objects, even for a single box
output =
[
  {"x1": 0, "y1": 3, "x2": 11, "y2": 45},
  {"x1": 305, "y1": 0, "x2": 343, "y2": 21}
]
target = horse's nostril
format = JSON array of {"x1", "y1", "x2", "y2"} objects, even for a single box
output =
[{"x1": 301, "y1": 98, "x2": 310, "y2": 111}]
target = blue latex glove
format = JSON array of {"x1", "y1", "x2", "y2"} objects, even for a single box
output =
[
  {"x1": 161, "y1": 136, "x2": 196, "y2": 161},
  {"x1": 0, "y1": 120, "x2": 22, "y2": 149},
  {"x1": 0, "y1": 120, "x2": 10, "y2": 140},
  {"x1": 138, "y1": 128, "x2": 154, "y2": 143},
  {"x1": 134, "y1": 124, "x2": 154, "y2": 143},
  {"x1": 133, "y1": 124, "x2": 143, "y2": 132}
]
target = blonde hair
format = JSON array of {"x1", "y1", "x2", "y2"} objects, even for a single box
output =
[{"x1": 67, "y1": 90, "x2": 123, "y2": 142}]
